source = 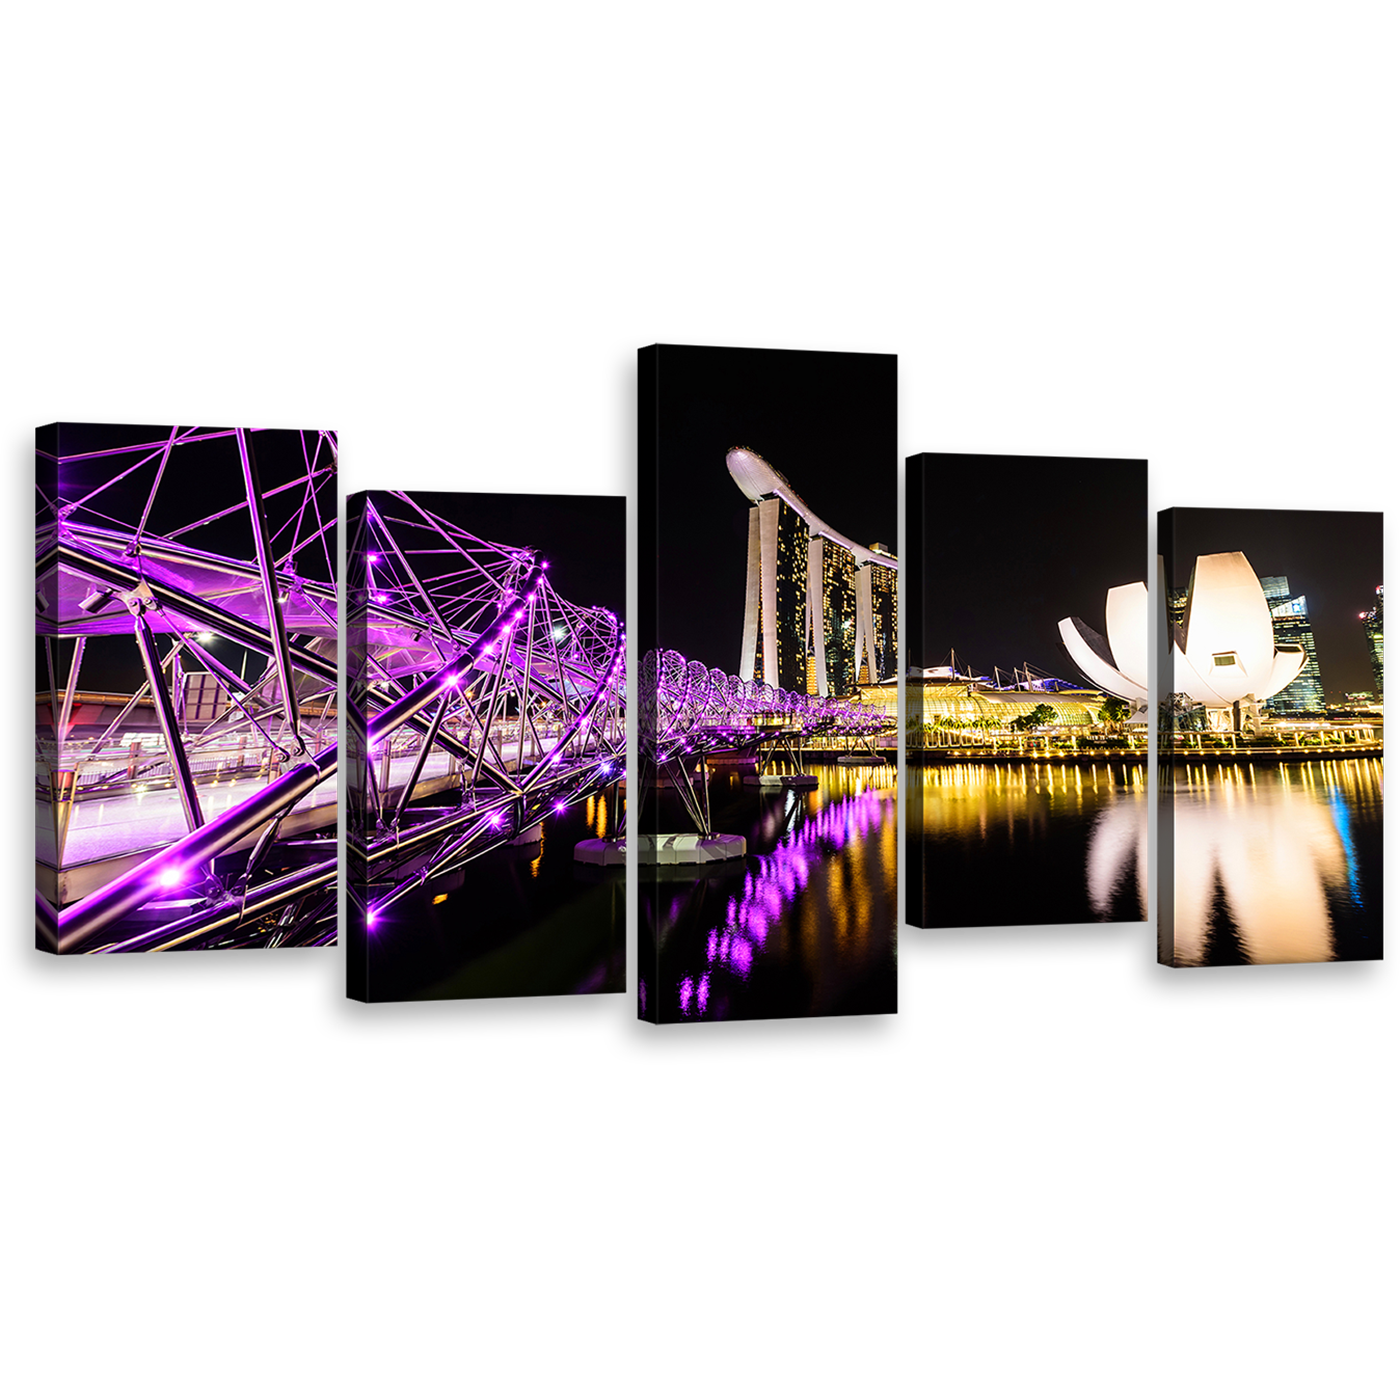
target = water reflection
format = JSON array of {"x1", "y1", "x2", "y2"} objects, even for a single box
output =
[
  {"x1": 1087, "y1": 797, "x2": 1149, "y2": 919},
  {"x1": 1167, "y1": 759, "x2": 1383, "y2": 965},
  {"x1": 644, "y1": 764, "x2": 897, "y2": 1022},
  {"x1": 908, "y1": 762, "x2": 1146, "y2": 928}
]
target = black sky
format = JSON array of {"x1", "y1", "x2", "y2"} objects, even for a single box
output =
[
  {"x1": 910, "y1": 453, "x2": 1149, "y2": 681},
  {"x1": 651, "y1": 344, "x2": 897, "y2": 673},
  {"x1": 1165, "y1": 507, "x2": 1382, "y2": 699}
]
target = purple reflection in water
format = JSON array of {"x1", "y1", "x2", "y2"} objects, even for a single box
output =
[
  {"x1": 674, "y1": 784, "x2": 894, "y2": 1018},
  {"x1": 746, "y1": 909, "x2": 767, "y2": 946}
]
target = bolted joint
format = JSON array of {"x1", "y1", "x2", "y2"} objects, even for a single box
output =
[{"x1": 122, "y1": 582, "x2": 160, "y2": 616}]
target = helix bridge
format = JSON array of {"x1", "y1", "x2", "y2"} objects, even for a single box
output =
[
  {"x1": 640, "y1": 647, "x2": 891, "y2": 836},
  {"x1": 349, "y1": 493, "x2": 626, "y2": 930},
  {"x1": 36, "y1": 440, "x2": 876, "y2": 948},
  {"x1": 355, "y1": 495, "x2": 890, "y2": 918},
  {"x1": 36, "y1": 426, "x2": 340, "y2": 953}
]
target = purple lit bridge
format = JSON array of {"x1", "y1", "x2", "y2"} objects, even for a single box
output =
[
  {"x1": 36, "y1": 427, "x2": 339, "y2": 953},
  {"x1": 349, "y1": 494, "x2": 626, "y2": 929},
  {"x1": 348, "y1": 492, "x2": 884, "y2": 901},
  {"x1": 641, "y1": 647, "x2": 891, "y2": 838}
]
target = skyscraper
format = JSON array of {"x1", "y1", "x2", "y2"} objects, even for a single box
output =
[
  {"x1": 1363, "y1": 584, "x2": 1383, "y2": 697},
  {"x1": 730, "y1": 447, "x2": 898, "y2": 697},
  {"x1": 1259, "y1": 575, "x2": 1325, "y2": 713},
  {"x1": 1166, "y1": 584, "x2": 1188, "y2": 642}
]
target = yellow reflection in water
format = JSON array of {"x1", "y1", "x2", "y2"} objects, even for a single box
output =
[
  {"x1": 915, "y1": 761, "x2": 1141, "y2": 802},
  {"x1": 1170, "y1": 759, "x2": 1382, "y2": 965}
]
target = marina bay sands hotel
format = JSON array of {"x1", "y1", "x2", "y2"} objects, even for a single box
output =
[{"x1": 728, "y1": 447, "x2": 898, "y2": 698}]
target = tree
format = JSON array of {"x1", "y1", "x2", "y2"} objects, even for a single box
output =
[{"x1": 1098, "y1": 697, "x2": 1131, "y2": 732}]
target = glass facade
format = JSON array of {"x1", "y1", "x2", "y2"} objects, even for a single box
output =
[
  {"x1": 743, "y1": 497, "x2": 897, "y2": 699},
  {"x1": 772, "y1": 500, "x2": 808, "y2": 691},
  {"x1": 910, "y1": 679, "x2": 1106, "y2": 730},
  {"x1": 1259, "y1": 575, "x2": 1325, "y2": 713},
  {"x1": 1364, "y1": 584, "x2": 1383, "y2": 697},
  {"x1": 867, "y1": 549, "x2": 898, "y2": 685},
  {"x1": 746, "y1": 496, "x2": 810, "y2": 692},
  {"x1": 821, "y1": 540, "x2": 856, "y2": 694}
]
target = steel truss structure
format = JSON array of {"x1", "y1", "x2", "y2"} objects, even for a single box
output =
[
  {"x1": 348, "y1": 493, "x2": 626, "y2": 931},
  {"x1": 36, "y1": 426, "x2": 339, "y2": 953},
  {"x1": 640, "y1": 647, "x2": 891, "y2": 835}
]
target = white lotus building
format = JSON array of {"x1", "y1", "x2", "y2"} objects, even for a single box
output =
[{"x1": 1058, "y1": 552, "x2": 1306, "y2": 728}]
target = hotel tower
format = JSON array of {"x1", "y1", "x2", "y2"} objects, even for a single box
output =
[{"x1": 729, "y1": 447, "x2": 897, "y2": 697}]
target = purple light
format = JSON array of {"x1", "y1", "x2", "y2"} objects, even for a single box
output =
[
  {"x1": 156, "y1": 865, "x2": 182, "y2": 889},
  {"x1": 367, "y1": 908, "x2": 379, "y2": 929},
  {"x1": 376, "y1": 593, "x2": 388, "y2": 603},
  {"x1": 489, "y1": 812, "x2": 504, "y2": 827},
  {"x1": 553, "y1": 800, "x2": 567, "y2": 813},
  {"x1": 367, "y1": 553, "x2": 379, "y2": 563}
]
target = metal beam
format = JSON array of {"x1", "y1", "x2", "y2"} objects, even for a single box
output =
[
  {"x1": 236, "y1": 428, "x2": 305, "y2": 754},
  {"x1": 57, "y1": 742, "x2": 337, "y2": 952},
  {"x1": 133, "y1": 609, "x2": 204, "y2": 835},
  {"x1": 97, "y1": 856, "x2": 338, "y2": 954},
  {"x1": 56, "y1": 544, "x2": 338, "y2": 688},
  {"x1": 392, "y1": 692, "x2": 452, "y2": 829}
]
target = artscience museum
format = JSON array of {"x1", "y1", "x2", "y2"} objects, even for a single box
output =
[{"x1": 1058, "y1": 552, "x2": 1310, "y2": 732}]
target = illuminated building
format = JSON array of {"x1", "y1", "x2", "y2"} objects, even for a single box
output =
[
  {"x1": 1258, "y1": 576, "x2": 1325, "y2": 713},
  {"x1": 1363, "y1": 585, "x2": 1383, "y2": 697},
  {"x1": 908, "y1": 676, "x2": 1107, "y2": 731},
  {"x1": 1058, "y1": 551, "x2": 1310, "y2": 733},
  {"x1": 729, "y1": 447, "x2": 897, "y2": 696}
]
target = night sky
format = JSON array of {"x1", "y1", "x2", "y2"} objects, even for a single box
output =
[
  {"x1": 910, "y1": 454, "x2": 1149, "y2": 681},
  {"x1": 650, "y1": 344, "x2": 897, "y2": 673},
  {"x1": 1165, "y1": 507, "x2": 1383, "y2": 699}
]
